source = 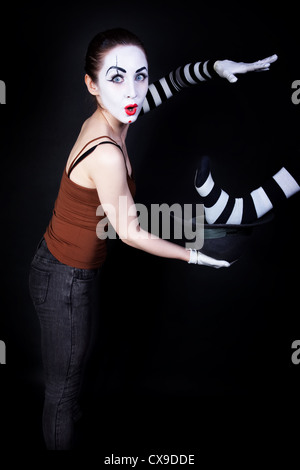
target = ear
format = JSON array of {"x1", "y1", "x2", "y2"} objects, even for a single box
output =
[{"x1": 85, "y1": 74, "x2": 99, "y2": 96}]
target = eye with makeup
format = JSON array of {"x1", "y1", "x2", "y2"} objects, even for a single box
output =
[
  {"x1": 106, "y1": 74, "x2": 124, "y2": 83},
  {"x1": 107, "y1": 72, "x2": 148, "y2": 84},
  {"x1": 136, "y1": 72, "x2": 148, "y2": 82}
]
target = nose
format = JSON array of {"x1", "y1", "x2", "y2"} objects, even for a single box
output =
[{"x1": 125, "y1": 79, "x2": 137, "y2": 99}]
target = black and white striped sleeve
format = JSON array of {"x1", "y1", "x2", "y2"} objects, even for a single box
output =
[{"x1": 141, "y1": 59, "x2": 219, "y2": 115}]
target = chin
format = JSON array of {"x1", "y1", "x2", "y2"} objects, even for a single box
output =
[{"x1": 119, "y1": 114, "x2": 139, "y2": 125}]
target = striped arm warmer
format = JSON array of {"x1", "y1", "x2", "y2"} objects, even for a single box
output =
[
  {"x1": 195, "y1": 155, "x2": 300, "y2": 224},
  {"x1": 141, "y1": 60, "x2": 219, "y2": 114}
]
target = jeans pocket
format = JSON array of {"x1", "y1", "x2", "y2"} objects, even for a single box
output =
[{"x1": 29, "y1": 265, "x2": 50, "y2": 306}]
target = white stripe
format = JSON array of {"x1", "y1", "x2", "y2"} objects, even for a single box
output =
[
  {"x1": 226, "y1": 198, "x2": 243, "y2": 224},
  {"x1": 273, "y1": 167, "x2": 300, "y2": 198},
  {"x1": 159, "y1": 77, "x2": 173, "y2": 99},
  {"x1": 193, "y1": 62, "x2": 206, "y2": 82},
  {"x1": 148, "y1": 83, "x2": 162, "y2": 107},
  {"x1": 142, "y1": 97, "x2": 150, "y2": 114},
  {"x1": 183, "y1": 63, "x2": 198, "y2": 85},
  {"x1": 250, "y1": 187, "x2": 273, "y2": 218},
  {"x1": 195, "y1": 172, "x2": 214, "y2": 196},
  {"x1": 208, "y1": 191, "x2": 229, "y2": 223},
  {"x1": 203, "y1": 60, "x2": 212, "y2": 79}
]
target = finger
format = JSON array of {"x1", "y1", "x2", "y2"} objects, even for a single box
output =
[
  {"x1": 256, "y1": 54, "x2": 278, "y2": 65},
  {"x1": 261, "y1": 54, "x2": 278, "y2": 64},
  {"x1": 256, "y1": 62, "x2": 270, "y2": 69},
  {"x1": 256, "y1": 54, "x2": 278, "y2": 67},
  {"x1": 215, "y1": 260, "x2": 230, "y2": 268},
  {"x1": 223, "y1": 70, "x2": 238, "y2": 83},
  {"x1": 245, "y1": 62, "x2": 269, "y2": 72},
  {"x1": 212, "y1": 259, "x2": 230, "y2": 268},
  {"x1": 243, "y1": 62, "x2": 260, "y2": 72},
  {"x1": 198, "y1": 251, "x2": 230, "y2": 268},
  {"x1": 255, "y1": 64, "x2": 270, "y2": 71},
  {"x1": 247, "y1": 54, "x2": 278, "y2": 72},
  {"x1": 255, "y1": 67, "x2": 270, "y2": 72},
  {"x1": 228, "y1": 75, "x2": 238, "y2": 83}
]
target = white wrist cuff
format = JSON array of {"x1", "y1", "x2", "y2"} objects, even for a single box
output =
[{"x1": 188, "y1": 249, "x2": 198, "y2": 264}]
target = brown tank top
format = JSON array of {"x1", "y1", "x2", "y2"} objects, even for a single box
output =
[{"x1": 44, "y1": 136, "x2": 136, "y2": 269}]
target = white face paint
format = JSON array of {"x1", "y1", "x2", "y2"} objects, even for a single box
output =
[{"x1": 97, "y1": 45, "x2": 149, "y2": 124}]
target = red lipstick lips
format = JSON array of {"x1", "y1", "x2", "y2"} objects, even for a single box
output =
[{"x1": 125, "y1": 104, "x2": 138, "y2": 116}]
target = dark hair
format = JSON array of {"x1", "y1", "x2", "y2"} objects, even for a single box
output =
[{"x1": 85, "y1": 28, "x2": 147, "y2": 82}]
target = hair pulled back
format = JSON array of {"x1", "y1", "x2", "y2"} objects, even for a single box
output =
[{"x1": 85, "y1": 28, "x2": 147, "y2": 82}]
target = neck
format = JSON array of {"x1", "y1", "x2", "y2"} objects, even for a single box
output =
[{"x1": 94, "y1": 106, "x2": 129, "y2": 142}]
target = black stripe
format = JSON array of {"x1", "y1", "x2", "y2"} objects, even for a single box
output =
[
  {"x1": 197, "y1": 62, "x2": 208, "y2": 80},
  {"x1": 203, "y1": 185, "x2": 222, "y2": 208},
  {"x1": 178, "y1": 66, "x2": 191, "y2": 87},
  {"x1": 171, "y1": 69, "x2": 183, "y2": 90},
  {"x1": 214, "y1": 197, "x2": 236, "y2": 224},
  {"x1": 195, "y1": 156, "x2": 211, "y2": 187},
  {"x1": 189, "y1": 63, "x2": 200, "y2": 84},
  {"x1": 155, "y1": 80, "x2": 169, "y2": 103},
  {"x1": 145, "y1": 89, "x2": 156, "y2": 111},
  {"x1": 241, "y1": 194, "x2": 257, "y2": 223},
  {"x1": 206, "y1": 59, "x2": 221, "y2": 79},
  {"x1": 263, "y1": 177, "x2": 287, "y2": 204}
]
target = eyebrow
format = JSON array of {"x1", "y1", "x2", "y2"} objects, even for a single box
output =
[
  {"x1": 106, "y1": 66, "x2": 126, "y2": 76},
  {"x1": 105, "y1": 65, "x2": 148, "y2": 75},
  {"x1": 136, "y1": 66, "x2": 148, "y2": 73}
]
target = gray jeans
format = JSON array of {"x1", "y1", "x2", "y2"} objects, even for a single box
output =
[{"x1": 29, "y1": 238, "x2": 99, "y2": 450}]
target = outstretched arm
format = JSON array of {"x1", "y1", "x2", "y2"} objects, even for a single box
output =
[
  {"x1": 90, "y1": 145, "x2": 229, "y2": 269},
  {"x1": 141, "y1": 59, "x2": 218, "y2": 114},
  {"x1": 214, "y1": 54, "x2": 278, "y2": 83},
  {"x1": 141, "y1": 54, "x2": 278, "y2": 115}
]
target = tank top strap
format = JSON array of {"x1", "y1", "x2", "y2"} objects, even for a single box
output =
[{"x1": 67, "y1": 135, "x2": 124, "y2": 178}]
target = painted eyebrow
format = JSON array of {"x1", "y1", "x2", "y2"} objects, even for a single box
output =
[
  {"x1": 105, "y1": 65, "x2": 148, "y2": 76},
  {"x1": 136, "y1": 66, "x2": 148, "y2": 73},
  {"x1": 106, "y1": 66, "x2": 126, "y2": 76}
]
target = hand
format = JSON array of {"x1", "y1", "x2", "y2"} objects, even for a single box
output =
[
  {"x1": 188, "y1": 249, "x2": 230, "y2": 269},
  {"x1": 214, "y1": 54, "x2": 278, "y2": 83}
]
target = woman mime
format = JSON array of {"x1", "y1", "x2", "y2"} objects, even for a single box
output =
[{"x1": 29, "y1": 28, "x2": 280, "y2": 449}]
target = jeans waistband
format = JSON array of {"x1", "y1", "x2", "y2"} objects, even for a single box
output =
[
  {"x1": 34, "y1": 237, "x2": 61, "y2": 264},
  {"x1": 33, "y1": 237, "x2": 100, "y2": 278}
]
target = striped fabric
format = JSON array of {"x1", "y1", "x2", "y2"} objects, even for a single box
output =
[
  {"x1": 195, "y1": 156, "x2": 300, "y2": 224},
  {"x1": 141, "y1": 60, "x2": 218, "y2": 114}
]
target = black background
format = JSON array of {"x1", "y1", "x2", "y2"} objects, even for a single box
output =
[{"x1": 0, "y1": 0, "x2": 299, "y2": 456}]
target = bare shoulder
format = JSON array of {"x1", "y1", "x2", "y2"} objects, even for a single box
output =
[
  {"x1": 88, "y1": 140, "x2": 127, "y2": 185},
  {"x1": 92, "y1": 141, "x2": 125, "y2": 169}
]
